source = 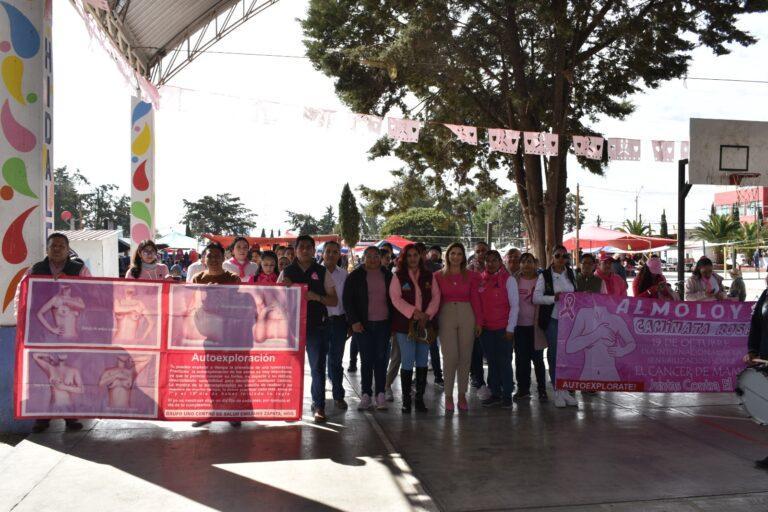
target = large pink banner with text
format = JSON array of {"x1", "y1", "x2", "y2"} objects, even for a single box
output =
[
  {"x1": 15, "y1": 276, "x2": 306, "y2": 421},
  {"x1": 556, "y1": 293, "x2": 751, "y2": 392}
]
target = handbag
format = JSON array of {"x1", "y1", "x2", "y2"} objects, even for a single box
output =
[{"x1": 408, "y1": 318, "x2": 437, "y2": 344}]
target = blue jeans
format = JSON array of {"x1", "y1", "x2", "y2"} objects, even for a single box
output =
[
  {"x1": 306, "y1": 327, "x2": 329, "y2": 409},
  {"x1": 324, "y1": 316, "x2": 348, "y2": 400},
  {"x1": 354, "y1": 320, "x2": 391, "y2": 396},
  {"x1": 545, "y1": 318, "x2": 559, "y2": 385},
  {"x1": 480, "y1": 328, "x2": 514, "y2": 399},
  {"x1": 396, "y1": 332, "x2": 429, "y2": 370}
]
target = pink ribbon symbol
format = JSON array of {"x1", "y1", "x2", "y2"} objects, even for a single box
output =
[{"x1": 560, "y1": 293, "x2": 576, "y2": 320}]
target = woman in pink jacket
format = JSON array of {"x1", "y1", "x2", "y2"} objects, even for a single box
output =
[
  {"x1": 435, "y1": 242, "x2": 483, "y2": 412},
  {"x1": 126, "y1": 240, "x2": 169, "y2": 280},
  {"x1": 389, "y1": 244, "x2": 441, "y2": 413},
  {"x1": 477, "y1": 250, "x2": 519, "y2": 408},
  {"x1": 595, "y1": 255, "x2": 627, "y2": 297}
]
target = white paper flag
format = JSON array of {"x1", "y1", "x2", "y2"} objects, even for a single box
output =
[
  {"x1": 607, "y1": 138, "x2": 641, "y2": 161},
  {"x1": 680, "y1": 141, "x2": 690, "y2": 160},
  {"x1": 488, "y1": 129, "x2": 521, "y2": 154},
  {"x1": 652, "y1": 140, "x2": 675, "y2": 162},
  {"x1": 352, "y1": 114, "x2": 383, "y2": 134},
  {"x1": 303, "y1": 107, "x2": 334, "y2": 129}
]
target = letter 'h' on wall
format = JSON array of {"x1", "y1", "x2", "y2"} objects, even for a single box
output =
[
  {"x1": 0, "y1": 0, "x2": 53, "y2": 326},
  {"x1": 130, "y1": 95, "x2": 155, "y2": 252}
]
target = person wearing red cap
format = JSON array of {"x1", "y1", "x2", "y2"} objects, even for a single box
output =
[{"x1": 595, "y1": 255, "x2": 627, "y2": 298}]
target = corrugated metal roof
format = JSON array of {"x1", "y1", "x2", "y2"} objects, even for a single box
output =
[{"x1": 58, "y1": 230, "x2": 122, "y2": 242}]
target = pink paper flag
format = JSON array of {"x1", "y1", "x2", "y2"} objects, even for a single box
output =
[
  {"x1": 652, "y1": 140, "x2": 675, "y2": 162},
  {"x1": 680, "y1": 141, "x2": 690, "y2": 160},
  {"x1": 607, "y1": 138, "x2": 641, "y2": 161},
  {"x1": 303, "y1": 107, "x2": 334, "y2": 128},
  {"x1": 352, "y1": 114, "x2": 383, "y2": 134},
  {"x1": 387, "y1": 118, "x2": 423, "y2": 143},
  {"x1": 572, "y1": 136, "x2": 604, "y2": 160},
  {"x1": 488, "y1": 129, "x2": 521, "y2": 154},
  {"x1": 523, "y1": 132, "x2": 559, "y2": 157},
  {"x1": 444, "y1": 124, "x2": 478, "y2": 145},
  {"x1": 82, "y1": 0, "x2": 110, "y2": 10}
]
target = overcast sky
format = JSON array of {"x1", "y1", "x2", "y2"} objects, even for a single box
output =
[{"x1": 53, "y1": 2, "x2": 768, "y2": 236}]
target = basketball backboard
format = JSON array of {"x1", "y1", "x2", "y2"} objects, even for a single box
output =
[{"x1": 689, "y1": 118, "x2": 768, "y2": 186}]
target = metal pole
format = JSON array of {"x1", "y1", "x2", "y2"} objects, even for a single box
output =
[
  {"x1": 575, "y1": 183, "x2": 580, "y2": 260},
  {"x1": 486, "y1": 222, "x2": 493, "y2": 248},
  {"x1": 678, "y1": 159, "x2": 691, "y2": 299}
]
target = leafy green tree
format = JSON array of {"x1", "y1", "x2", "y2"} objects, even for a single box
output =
[
  {"x1": 84, "y1": 184, "x2": 130, "y2": 233},
  {"x1": 270, "y1": 229, "x2": 274, "y2": 237},
  {"x1": 318, "y1": 205, "x2": 337, "y2": 234},
  {"x1": 339, "y1": 183, "x2": 361, "y2": 247},
  {"x1": 563, "y1": 192, "x2": 586, "y2": 234},
  {"x1": 692, "y1": 213, "x2": 741, "y2": 263},
  {"x1": 286, "y1": 211, "x2": 320, "y2": 235},
  {"x1": 738, "y1": 221, "x2": 766, "y2": 243},
  {"x1": 181, "y1": 193, "x2": 257, "y2": 236},
  {"x1": 380, "y1": 207, "x2": 459, "y2": 245},
  {"x1": 619, "y1": 215, "x2": 651, "y2": 236},
  {"x1": 660, "y1": 210, "x2": 669, "y2": 238},
  {"x1": 472, "y1": 194, "x2": 525, "y2": 246},
  {"x1": 303, "y1": 1, "x2": 763, "y2": 259},
  {"x1": 54, "y1": 166, "x2": 90, "y2": 230}
]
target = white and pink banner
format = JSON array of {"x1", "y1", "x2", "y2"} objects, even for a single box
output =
[
  {"x1": 488, "y1": 128, "x2": 521, "y2": 154},
  {"x1": 556, "y1": 293, "x2": 750, "y2": 393},
  {"x1": 444, "y1": 123, "x2": 478, "y2": 145}
]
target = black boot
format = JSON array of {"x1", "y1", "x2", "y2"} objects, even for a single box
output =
[
  {"x1": 400, "y1": 370, "x2": 413, "y2": 413},
  {"x1": 757, "y1": 456, "x2": 768, "y2": 470},
  {"x1": 415, "y1": 367, "x2": 428, "y2": 413}
]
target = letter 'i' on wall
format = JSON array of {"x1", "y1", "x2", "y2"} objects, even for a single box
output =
[
  {"x1": 0, "y1": 0, "x2": 51, "y2": 326},
  {"x1": 130, "y1": 95, "x2": 154, "y2": 252}
]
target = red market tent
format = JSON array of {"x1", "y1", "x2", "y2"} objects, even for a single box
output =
[
  {"x1": 377, "y1": 235, "x2": 416, "y2": 254},
  {"x1": 203, "y1": 233, "x2": 341, "y2": 249},
  {"x1": 562, "y1": 226, "x2": 675, "y2": 252}
]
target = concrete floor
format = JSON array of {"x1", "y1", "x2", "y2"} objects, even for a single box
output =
[{"x1": 1, "y1": 357, "x2": 768, "y2": 512}]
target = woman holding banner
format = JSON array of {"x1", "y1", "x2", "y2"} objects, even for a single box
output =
[
  {"x1": 126, "y1": 240, "x2": 169, "y2": 280},
  {"x1": 224, "y1": 237, "x2": 259, "y2": 283},
  {"x1": 389, "y1": 244, "x2": 440, "y2": 413},
  {"x1": 533, "y1": 245, "x2": 577, "y2": 408}
]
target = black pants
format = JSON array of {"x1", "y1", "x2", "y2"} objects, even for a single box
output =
[
  {"x1": 514, "y1": 325, "x2": 546, "y2": 392},
  {"x1": 349, "y1": 335, "x2": 359, "y2": 367},
  {"x1": 470, "y1": 337, "x2": 485, "y2": 387},
  {"x1": 429, "y1": 337, "x2": 443, "y2": 379}
]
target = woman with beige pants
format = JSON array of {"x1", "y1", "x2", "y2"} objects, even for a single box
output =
[{"x1": 435, "y1": 243, "x2": 483, "y2": 412}]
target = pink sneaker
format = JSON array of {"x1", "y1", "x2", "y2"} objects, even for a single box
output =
[
  {"x1": 445, "y1": 397, "x2": 455, "y2": 412},
  {"x1": 458, "y1": 395, "x2": 468, "y2": 411},
  {"x1": 375, "y1": 392, "x2": 388, "y2": 410},
  {"x1": 358, "y1": 394, "x2": 372, "y2": 411}
]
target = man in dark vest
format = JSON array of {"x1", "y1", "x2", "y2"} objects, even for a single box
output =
[
  {"x1": 278, "y1": 235, "x2": 338, "y2": 423},
  {"x1": 19, "y1": 233, "x2": 91, "y2": 433}
]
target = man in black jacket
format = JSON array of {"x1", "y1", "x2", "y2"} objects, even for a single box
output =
[{"x1": 343, "y1": 246, "x2": 392, "y2": 411}]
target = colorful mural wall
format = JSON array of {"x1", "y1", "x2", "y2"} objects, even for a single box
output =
[
  {"x1": 0, "y1": 1, "x2": 51, "y2": 325},
  {"x1": 130, "y1": 95, "x2": 154, "y2": 251}
]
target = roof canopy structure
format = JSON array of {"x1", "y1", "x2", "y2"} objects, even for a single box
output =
[
  {"x1": 78, "y1": 0, "x2": 279, "y2": 86},
  {"x1": 562, "y1": 226, "x2": 676, "y2": 252}
]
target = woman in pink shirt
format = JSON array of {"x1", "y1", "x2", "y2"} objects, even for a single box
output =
[
  {"x1": 435, "y1": 242, "x2": 483, "y2": 412},
  {"x1": 389, "y1": 244, "x2": 441, "y2": 413},
  {"x1": 595, "y1": 255, "x2": 627, "y2": 297},
  {"x1": 126, "y1": 240, "x2": 169, "y2": 280}
]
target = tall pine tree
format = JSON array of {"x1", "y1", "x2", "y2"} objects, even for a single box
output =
[
  {"x1": 339, "y1": 183, "x2": 361, "y2": 249},
  {"x1": 660, "y1": 210, "x2": 669, "y2": 238}
]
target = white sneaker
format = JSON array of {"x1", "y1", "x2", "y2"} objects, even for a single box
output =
[
  {"x1": 564, "y1": 391, "x2": 578, "y2": 407},
  {"x1": 553, "y1": 390, "x2": 567, "y2": 408},
  {"x1": 385, "y1": 388, "x2": 394, "y2": 402},
  {"x1": 358, "y1": 394, "x2": 372, "y2": 411},
  {"x1": 477, "y1": 385, "x2": 492, "y2": 401}
]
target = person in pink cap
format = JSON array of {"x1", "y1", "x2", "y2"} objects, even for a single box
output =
[
  {"x1": 595, "y1": 255, "x2": 627, "y2": 297},
  {"x1": 633, "y1": 256, "x2": 678, "y2": 300}
]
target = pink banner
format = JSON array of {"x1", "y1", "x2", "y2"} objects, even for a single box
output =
[
  {"x1": 556, "y1": 293, "x2": 750, "y2": 393},
  {"x1": 15, "y1": 276, "x2": 306, "y2": 421}
]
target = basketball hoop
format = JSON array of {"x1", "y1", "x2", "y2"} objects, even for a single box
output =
[{"x1": 727, "y1": 172, "x2": 761, "y2": 186}]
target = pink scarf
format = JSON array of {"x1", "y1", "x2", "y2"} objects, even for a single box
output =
[
  {"x1": 595, "y1": 269, "x2": 618, "y2": 295},
  {"x1": 228, "y1": 257, "x2": 249, "y2": 278}
]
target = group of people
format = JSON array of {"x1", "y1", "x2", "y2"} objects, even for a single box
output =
[{"x1": 19, "y1": 232, "x2": 765, "y2": 433}]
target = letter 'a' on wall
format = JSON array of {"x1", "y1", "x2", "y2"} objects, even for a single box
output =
[
  {"x1": 0, "y1": 0, "x2": 53, "y2": 326},
  {"x1": 130, "y1": 95, "x2": 155, "y2": 252}
]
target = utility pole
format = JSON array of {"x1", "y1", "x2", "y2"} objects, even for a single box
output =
[
  {"x1": 486, "y1": 222, "x2": 493, "y2": 248},
  {"x1": 575, "y1": 184, "x2": 580, "y2": 259},
  {"x1": 635, "y1": 186, "x2": 644, "y2": 222}
]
